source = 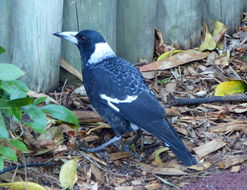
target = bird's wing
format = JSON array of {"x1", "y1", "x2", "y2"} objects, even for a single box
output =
[{"x1": 84, "y1": 58, "x2": 165, "y2": 127}]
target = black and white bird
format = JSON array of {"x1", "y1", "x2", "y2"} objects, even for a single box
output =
[{"x1": 54, "y1": 30, "x2": 197, "y2": 166}]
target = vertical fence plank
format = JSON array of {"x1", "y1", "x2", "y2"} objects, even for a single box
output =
[
  {"x1": 0, "y1": 0, "x2": 11, "y2": 63},
  {"x1": 117, "y1": 0, "x2": 157, "y2": 63},
  {"x1": 244, "y1": 0, "x2": 247, "y2": 11},
  {"x1": 204, "y1": 0, "x2": 244, "y2": 34},
  {"x1": 156, "y1": 0, "x2": 203, "y2": 49},
  {"x1": 61, "y1": 0, "x2": 117, "y2": 83},
  {"x1": 10, "y1": 0, "x2": 64, "y2": 92}
]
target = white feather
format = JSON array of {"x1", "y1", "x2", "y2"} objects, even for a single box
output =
[
  {"x1": 88, "y1": 42, "x2": 116, "y2": 64},
  {"x1": 100, "y1": 94, "x2": 138, "y2": 112}
]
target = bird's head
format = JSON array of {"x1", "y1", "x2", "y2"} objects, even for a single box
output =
[{"x1": 53, "y1": 30, "x2": 116, "y2": 64}]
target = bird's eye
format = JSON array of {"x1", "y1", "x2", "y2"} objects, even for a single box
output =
[{"x1": 81, "y1": 36, "x2": 87, "y2": 41}]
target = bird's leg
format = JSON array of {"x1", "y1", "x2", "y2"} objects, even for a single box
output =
[
  {"x1": 118, "y1": 141, "x2": 142, "y2": 160},
  {"x1": 132, "y1": 129, "x2": 143, "y2": 144},
  {"x1": 81, "y1": 136, "x2": 121, "y2": 152}
]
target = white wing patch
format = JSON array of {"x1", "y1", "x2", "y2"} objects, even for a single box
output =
[
  {"x1": 100, "y1": 94, "x2": 138, "y2": 112},
  {"x1": 88, "y1": 42, "x2": 116, "y2": 64},
  {"x1": 130, "y1": 123, "x2": 139, "y2": 131}
]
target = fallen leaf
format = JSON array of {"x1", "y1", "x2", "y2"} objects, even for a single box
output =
[
  {"x1": 73, "y1": 111, "x2": 103, "y2": 123},
  {"x1": 230, "y1": 165, "x2": 241, "y2": 172},
  {"x1": 59, "y1": 158, "x2": 78, "y2": 189},
  {"x1": 141, "y1": 71, "x2": 161, "y2": 79},
  {"x1": 215, "y1": 80, "x2": 247, "y2": 96},
  {"x1": 193, "y1": 139, "x2": 226, "y2": 158},
  {"x1": 217, "y1": 154, "x2": 247, "y2": 169},
  {"x1": 227, "y1": 103, "x2": 247, "y2": 113},
  {"x1": 90, "y1": 162, "x2": 104, "y2": 183},
  {"x1": 213, "y1": 21, "x2": 228, "y2": 43},
  {"x1": 0, "y1": 182, "x2": 45, "y2": 190},
  {"x1": 187, "y1": 161, "x2": 211, "y2": 171},
  {"x1": 144, "y1": 182, "x2": 162, "y2": 190},
  {"x1": 199, "y1": 25, "x2": 217, "y2": 51},
  {"x1": 109, "y1": 152, "x2": 131, "y2": 161},
  {"x1": 27, "y1": 90, "x2": 58, "y2": 104},
  {"x1": 37, "y1": 126, "x2": 63, "y2": 148},
  {"x1": 86, "y1": 122, "x2": 111, "y2": 135},
  {"x1": 81, "y1": 135, "x2": 99, "y2": 142},
  {"x1": 74, "y1": 85, "x2": 87, "y2": 96},
  {"x1": 138, "y1": 162, "x2": 187, "y2": 176},
  {"x1": 214, "y1": 51, "x2": 230, "y2": 68},
  {"x1": 151, "y1": 147, "x2": 169, "y2": 164},
  {"x1": 140, "y1": 50, "x2": 209, "y2": 72},
  {"x1": 157, "y1": 50, "x2": 183, "y2": 61},
  {"x1": 60, "y1": 58, "x2": 82, "y2": 81},
  {"x1": 115, "y1": 186, "x2": 133, "y2": 190},
  {"x1": 209, "y1": 121, "x2": 247, "y2": 134}
]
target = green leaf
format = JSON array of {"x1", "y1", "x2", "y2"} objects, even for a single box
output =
[
  {"x1": 0, "y1": 47, "x2": 5, "y2": 54},
  {"x1": 26, "y1": 105, "x2": 47, "y2": 133},
  {"x1": 0, "y1": 111, "x2": 9, "y2": 139},
  {"x1": 0, "y1": 146, "x2": 17, "y2": 161},
  {"x1": 8, "y1": 97, "x2": 34, "y2": 107},
  {"x1": 0, "y1": 156, "x2": 4, "y2": 171},
  {"x1": 0, "y1": 98, "x2": 9, "y2": 108},
  {"x1": 199, "y1": 25, "x2": 217, "y2": 51},
  {"x1": 0, "y1": 81, "x2": 28, "y2": 99},
  {"x1": 42, "y1": 104, "x2": 79, "y2": 126},
  {"x1": 11, "y1": 106, "x2": 23, "y2": 122},
  {"x1": 157, "y1": 50, "x2": 183, "y2": 61},
  {"x1": 215, "y1": 80, "x2": 247, "y2": 96},
  {"x1": 1, "y1": 107, "x2": 13, "y2": 117},
  {"x1": 27, "y1": 122, "x2": 46, "y2": 133},
  {"x1": 0, "y1": 64, "x2": 25, "y2": 81},
  {"x1": 9, "y1": 140, "x2": 28, "y2": 152},
  {"x1": 33, "y1": 97, "x2": 47, "y2": 105}
]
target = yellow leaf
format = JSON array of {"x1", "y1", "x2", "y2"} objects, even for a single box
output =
[
  {"x1": 0, "y1": 182, "x2": 45, "y2": 190},
  {"x1": 59, "y1": 158, "x2": 78, "y2": 189},
  {"x1": 215, "y1": 80, "x2": 247, "y2": 96},
  {"x1": 151, "y1": 147, "x2": 169, "y2": 164},
  {"x1": 199, "y1": 25, "x2": 217, "y2": 51},
  {"x1": 213, "y1": 21, "x2": 227, "y2": 43},
  {"x1": 213, "y1": 21, "x2": 226, "y2": 36},
  {"x1": 157, "y1": 50, "x2": 183, "y2": 61}
]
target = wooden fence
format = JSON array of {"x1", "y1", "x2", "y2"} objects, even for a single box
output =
[{"x1": 0, "y1": 0, "x2": 246, "y2": 92}]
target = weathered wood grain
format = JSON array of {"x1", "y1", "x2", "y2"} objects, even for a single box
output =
[
  {"x1": 117, "y1": 0, "x2": 157, "y2": 63},
  {"x1": 10, "y1": 0, "x2": 64, "y2": 92}
]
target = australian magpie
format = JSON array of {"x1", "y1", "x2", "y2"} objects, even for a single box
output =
[{"x1": 54, "y1": 30, "x2": 197, "y2": 166}]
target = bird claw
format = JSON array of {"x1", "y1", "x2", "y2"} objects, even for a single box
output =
[{"x1": 81, "y1": 136, "x2": 121, "y2": 152}]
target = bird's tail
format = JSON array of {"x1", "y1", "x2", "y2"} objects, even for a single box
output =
[{"x1": 143, "y1": 119, "x2": 197, "y2": 166}]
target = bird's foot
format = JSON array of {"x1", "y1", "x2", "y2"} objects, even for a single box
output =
[
  {"x1": 81, "y1": 136, "x2": 121, "y2": 152},
  {"x1": 119, "y1": 142, "x2": 142, "y2": 160}
]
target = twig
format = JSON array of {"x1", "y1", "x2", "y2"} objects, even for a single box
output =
[
  {"x1": 0, "y1": 162, "x2": 56, "y2": 175},
  {"x1": 166, "y1": 95, "x2": 247, "y2": 107}
]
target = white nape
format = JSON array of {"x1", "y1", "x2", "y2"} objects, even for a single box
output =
[
  {"x1": 88, "y1": 42, "x2": 116, "y2": 64},
  {"x1": 100, "y1": 94, "x2": 138, "y2": 112},
  {"x1": 130, "y1": 123, "x2": 139, "y2": 131}
]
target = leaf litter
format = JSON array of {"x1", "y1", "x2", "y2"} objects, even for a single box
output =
[{"x1": 2, "y1": 18, "x2": 247, "y2": 190}]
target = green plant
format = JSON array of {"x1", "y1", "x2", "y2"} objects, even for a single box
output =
[{"x1": 0, "y1": 62, "x2": 79, "y2": 170}]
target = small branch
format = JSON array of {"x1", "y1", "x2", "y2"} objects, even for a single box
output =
[
  {"x1": 166, "y1": 95, "x2": 247, "y2": 107},
  {"x1": 0, "y1": 162, "x2": 55, "y2": 175}
]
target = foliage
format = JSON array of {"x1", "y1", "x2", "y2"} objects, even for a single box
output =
[
  {"x1": 0, "y1": 63, "x2": 79, "y2": 170},
  {"x1": 215, "y1": 80, "x2": 247, "y2": 96},
  {"x1": 0, "y1": 47, "x2": 5, "y2": 54}
]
